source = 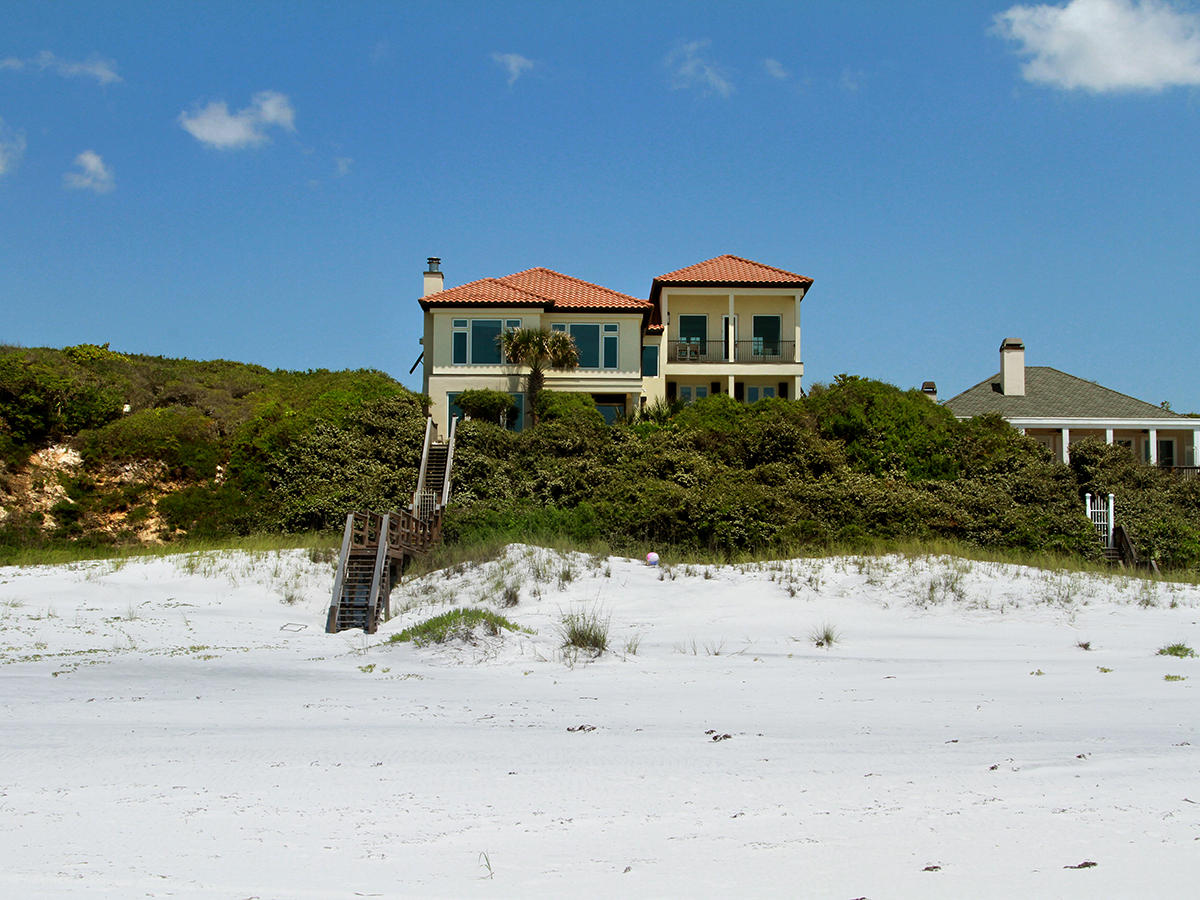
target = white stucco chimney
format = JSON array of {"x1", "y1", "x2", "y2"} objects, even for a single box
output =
[
  {"x1": 999, "y1": 338, "x2": 1025, "y2": 396},
  {"x1": 921, "y1": 381, "x2": 938, "y2": 403},
  {"x1": 423, "y1": 257, "x2": 444, "y2": 297}
]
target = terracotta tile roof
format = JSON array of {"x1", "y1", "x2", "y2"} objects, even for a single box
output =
[
  {"x1": 945, "y1": 367, "x2": 1185, "y2": 420},
  {"x1": 499, "y1": 268, "x2": 649, "y2": 310},
  {"x1": 654, "y1": 254, "x2": 813, "y2": 287},
  {"x1": 418, "y1": 277, "x2": 545, "y2": 310},
  {"x1": 420, "y1": 267, "x2": 650, "y2": 313}
]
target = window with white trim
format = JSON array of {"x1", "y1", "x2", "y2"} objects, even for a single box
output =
[{"x1": 451, "y1": 318, "x2": 521, "y2": 365}]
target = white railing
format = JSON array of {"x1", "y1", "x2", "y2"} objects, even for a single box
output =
[{"x1": 1085, "y1": 492, "x2": 1114, "y2": 549}]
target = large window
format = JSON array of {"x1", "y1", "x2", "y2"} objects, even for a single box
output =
[
  {"x1": 752, "y1": 315, "x2": 781, "y2": 357},
  {"x1": 678, "y1": 315, "x2": 707, "y2": 355},
  {"x1": 551, "y1": 321, "x2": 619, "y2": 370},
  {"x1": 451, "y1": 318, "x2": 521, "y2": 365}
]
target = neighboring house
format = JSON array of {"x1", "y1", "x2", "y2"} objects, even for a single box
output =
[
  {"x1": 419, "y1": 254, "x2": 813, "y2": 430},
  {"x1": 944, "y1": 338, "x2": 1199, "y2": 470}
]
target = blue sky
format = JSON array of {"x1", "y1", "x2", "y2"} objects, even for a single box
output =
[{"x1": 4, "y1": 0, "x2": 1200, "y2": 410}]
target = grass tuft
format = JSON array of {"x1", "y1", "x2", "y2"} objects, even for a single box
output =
[
  {"x1": 388, "y1": 608, "x2": 527, "y2": 646},
  {"x1": 1157, "y1": 642, "x2": 1195, "y2": 659},
  {"x1": 810, "y1": 622, "x2": 840, "y2": 649},
  {"x1": 558, "y1": 606, "x2": 609, "y2": 654}
]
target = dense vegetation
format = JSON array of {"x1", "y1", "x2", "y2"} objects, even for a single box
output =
[
  {"x1": 3, "y1": 346, "x2": 1200, "y2": 570},
  {"x1": 0, "y1": 344, "x2": 425, "y2": 555}
]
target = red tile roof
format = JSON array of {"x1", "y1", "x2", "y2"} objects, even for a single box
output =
[
  {"x1": 418, "y1": 277, "x2": 545, "y2": 309},
  {"x1": 420, "y1": 267, "x2": 649, "y2": 313},
  {"x1": 655, "y1": 254, "x2": 813, "y2": 287},
  {"x1": 501, "y1": 268, "x2": 649, "y2": 310}
]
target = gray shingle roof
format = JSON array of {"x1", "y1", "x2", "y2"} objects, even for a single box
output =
[{"x1": 944, "y1": 367, "x2": 1184, "y2": 420}]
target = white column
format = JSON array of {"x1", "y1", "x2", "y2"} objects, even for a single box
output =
[
  {"x1": 1149, "y1": 428, "x2": 1158, "y2": 465},
  {"x1": 661, "y1": 290, "x2": 669, "y2": 359},
  {"x1": 794, "y1": 292, "x2": 803, "y2": 363},
  {"x1": 1192, "y1": 429, "x2": 1200, "y2": 466},
  {"x1": 1061, "y1": 428, "x2": 1070, "y2": 464},
  {"x1": 1105, "y1": 428, "x2": 1114, "y2": 444},
  {"x1": 727, "y1": 374, "x2": 735, "y2": 396},
  {"x1": 1107, "y1": 493, "x2": 1115, "y2": 548},
  {"x1": 1017, "y1": 427, "x2": 1026, "y2": 435}
]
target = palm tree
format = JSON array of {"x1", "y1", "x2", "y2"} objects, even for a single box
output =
[{"x1": 498, "y1": 327, "x2": 579, "y2": 427}]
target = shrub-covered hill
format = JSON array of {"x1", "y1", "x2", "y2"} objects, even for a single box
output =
[
  {"x1": 446, "y1": 379, "x2": 1200, "y2": 570},
  {"x1": 4, "y1": 348, "x2": 1199, "y2": 570},
  {"x1": 0, "y1": 344, "x2": 427, "y2": 553}
]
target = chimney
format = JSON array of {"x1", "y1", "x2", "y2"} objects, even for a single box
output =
[
  {"x1": 920, "y1": 381, "x2": 938, "y2": 403},
  {"x1": 999, "y1": 338, "x2": 1025, "y2": 396},
  {"x1": 423, "y1": 257, "x2": 444, "y2": 297}
]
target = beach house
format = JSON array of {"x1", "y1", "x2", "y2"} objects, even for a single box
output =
[{"x1": 419, "y1": 255, "x2": 814, "y2": 430}]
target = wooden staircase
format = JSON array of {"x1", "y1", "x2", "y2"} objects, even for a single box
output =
[{"x1": 325, "y1": 417, "x2": 457, "y2": 633}]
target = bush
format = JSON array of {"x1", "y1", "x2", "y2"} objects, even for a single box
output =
[
  {"x1": 455, "y1": 389, "x2": 518, "y2": 425},
  {"x1": 535, "y1": 390, "x2": 604, "y2": 425},
  {"x1": 76, "y1": 406, "x2": 221, "y2": 478}
]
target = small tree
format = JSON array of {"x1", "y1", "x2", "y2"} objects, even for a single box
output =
[{"x1": 498, "y1": 328, "x2": 579, "y2": 427}]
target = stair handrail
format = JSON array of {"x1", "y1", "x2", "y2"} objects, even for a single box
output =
[
  {"x1": 326, "y1": 512, "x2": 357, "y2": 633},
  {"x1": 366, "y1": 512, "x2": 391, "y2": 633},
  {"x1": 440, "y1": 415, "x2": 458, "y2": 509},
  {"x1": 413, "y1": 417, "x2": 434, "y2": 512}
]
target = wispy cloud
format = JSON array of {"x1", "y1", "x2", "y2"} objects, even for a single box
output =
[
  {"x1": 839, "y1": 68, "x2": 864, "y2": 93},
  {"x1": 63, "y1": 150, "x2": 114, "y2": 193},
  {"x1": 763, "y1": 58, "x2": 789, "y2": 80},
  {"x1": 1, "y1": 50, "x2": 122, "y2": 84},
  {"x1": 179, "y1": 91, "x2": 296, "y2": 150},
  {"x1": 334, "y1": 156, "x2": 352, "y2": 176},
  {"x1": 491, "y1": 52, "x2": 534, "y2": 86},
  {"x1": 0, "y1": 118, "x2": 26, "y2": 177},
  {"x1": 994, "y1": 0, "x2": 1200, "y2": 91},
  {"x1": 666, "y1": 39, "x2": 733, "y2": 98}
]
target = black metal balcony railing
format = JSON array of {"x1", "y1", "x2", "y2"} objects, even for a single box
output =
[{"x1": 667, "y1": 339, "x2": 797, "y2": 364}]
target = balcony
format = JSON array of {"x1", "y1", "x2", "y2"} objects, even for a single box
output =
[{"x1": 667, "y1": 339, "x2": 797, "y2": 364}]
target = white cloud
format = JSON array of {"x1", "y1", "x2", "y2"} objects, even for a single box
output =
[
  {"x1": 0, "y1": 118, "x2": 26, "y2": 177},
  {"x1": 840, "y1": 68, "x2": 864, "y2": 93},
  {"x1": 335, "y1": 156, "x2": 352, "y2": 176},
  {"x1": 0, "y1": 51, "x2": 122, "y2": 84},
  {"x1": 994, "y1": 0, "x2": 1200, "y2": 91},
  {"x1": 764, "y1": 58, "x2": 789, "y2": 80},
  {"x1": 179, "y1": 91, "x2": 296, "y2": 150},
  {"x1": 491, "y1": 52, "x2": 534, "y2": 86},
  {"x1": 63, "y1": 150, "x2": 114, "y2": 193},
  {"x1": 666, "y1": 39, "x2": 734, "y2": 98}
]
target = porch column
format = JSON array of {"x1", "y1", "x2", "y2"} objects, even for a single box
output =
[
  {"x1": 794, "y1": 292, "x2": 803, "y2": 363},
  {"x1": 727, "y1": 293, "x2": 736, "y2": 362},
  {"x1": 1149, "y1": 428, "x2": 1158, "y2": 465},
  {"x1": 1060, "y1": 427, "x2": 1070, "y2": 464},
  {"x1": 661, "y1": 290, "x2": 669, "y2": 355},
  {"x1": 1192, "y1": 429, "x2": 1200, "y2": 466},
  {"x1": 1017, "y1": 427, "x2": 1025, "y2": 435},
  {"x1": 727, "y1": 374, "x2": 735, "y2": 396},
  {"x1": 1105, "y1": 428, "x2": 1113, "y2": 444}
]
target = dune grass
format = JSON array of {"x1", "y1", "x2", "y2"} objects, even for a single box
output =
[
  {"x1": 388, "y1": 608, "x2": 528, "y2": 646},
  {"x1": 0, "y1": 531, "x2": 339, "y2": 569}
]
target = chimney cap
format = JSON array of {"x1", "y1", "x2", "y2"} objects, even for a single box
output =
[
  {"x1": 426, "y1": 257, "x2": 441, "y2": 272},
  {"x1": 921, "y1": 381, "x2": 937, "y2": 393},
  {"x1": 1000, "y1": 337, "x2": 1024, "y2": 351}
]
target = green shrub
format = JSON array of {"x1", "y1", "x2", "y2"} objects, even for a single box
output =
[
  {"x1": 76, "y1": 406, "x2": 221, "y2": 478},
  {"x1": 535, "y1": 390, "x2": 605, "y2": 425},
  {"x1": 456, "y1": 389, "x2": 518, "y2": 425},
  {"x1": 1157, "y1": 643, "x2": 1195, "y2": 659},
  {"x1": 559, "y1": 606, "x2": 609, "y2": 653}
]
